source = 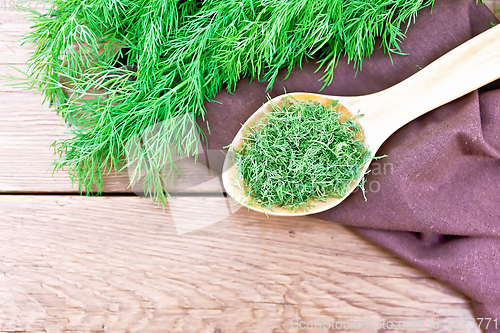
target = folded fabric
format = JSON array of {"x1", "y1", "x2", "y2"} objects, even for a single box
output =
[{"x1": 197, "y1": 0, "x2": 500, "y2": 330}]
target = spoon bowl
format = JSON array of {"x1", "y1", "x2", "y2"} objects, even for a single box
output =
[
  {"x1": 222, "y1": 24, "x2": 500, "y2": 216},
  {"x1": 222, "y1": 93, "x2": 369, "y2": 216}
]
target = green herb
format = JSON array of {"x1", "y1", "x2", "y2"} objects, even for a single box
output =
[
  {"x1": 12, "y1": 0, "x2": 434, "y2": 203},
  {"x1": 230, "y1": 98, "x2": 372, "y2": 212}
]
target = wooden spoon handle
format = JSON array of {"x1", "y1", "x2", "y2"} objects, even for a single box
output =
[{"x1": 342, "y1": 24, "x2": 500, "y2": 150}]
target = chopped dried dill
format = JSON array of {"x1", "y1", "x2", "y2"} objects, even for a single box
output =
[{"x1": 231, "y1": 98, "x2": 372, "y2": 212}]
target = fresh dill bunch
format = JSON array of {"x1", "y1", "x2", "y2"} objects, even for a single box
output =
[
  {"x1": 231, "y1": 98, "x2": 372, "y2": 212},
  {"x1": 13, "y1": 0, "x2": 434, "y2": 203}
]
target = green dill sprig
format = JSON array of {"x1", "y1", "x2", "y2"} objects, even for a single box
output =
[
  {"x1": 13, "y1": 0, "x2": 434, "y2": 203},
  {"x1": 231, "y1": 98, "x2": 372, "y2": 212}
]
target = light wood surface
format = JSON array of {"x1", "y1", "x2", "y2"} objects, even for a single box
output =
[
  {"x1": 0, "y1": 196, "x2": 479, "y2": 333},
  {"x1": 2, "y1": 3, "x2": 498, "y2": 332}
]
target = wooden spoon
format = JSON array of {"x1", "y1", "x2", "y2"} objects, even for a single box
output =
[{"x1": 222, "y1": 24, "x2": 500, "y2": 216}]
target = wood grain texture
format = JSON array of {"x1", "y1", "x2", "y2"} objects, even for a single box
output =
[
  {"x1": 0, "y1": 88, "x2": 221, "y2": 194},
  {"x1": 0, "y1": 90, "x2": 137, "y2": 193},
  {"x1": 0, "y1": 4, "x2": 494, "y2": 332},
  {"x1": 0, "y1": 196, "x2": 479, "y2": 333},
  {"x1": 0, "y1": 11, "x2": 225, "y2": 194},
  {"x1": 0, "y1": 9, "x2": 135, "y2": 194}
]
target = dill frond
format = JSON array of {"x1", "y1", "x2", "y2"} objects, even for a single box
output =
[{"x1": 230, "y1": 98, "x2": 371, "y2": 212}]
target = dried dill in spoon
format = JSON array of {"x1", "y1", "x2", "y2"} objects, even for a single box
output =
[{"x1": 230, "y1": 97, "x2": 372, "y2": 212}]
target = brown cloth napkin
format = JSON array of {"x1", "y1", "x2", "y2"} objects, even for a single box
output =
[{"x1": 196, "y1": 0, "x2": 500, "y2": 330}]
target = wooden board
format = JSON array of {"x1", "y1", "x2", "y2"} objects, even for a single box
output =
[
  {"x1": 0, "y1": 196, "x2": 479, "y2": 333},
  {"x1": 0, "y1": 12, "x2": 224, "y2": 194},
  {"x1": 2, "y1": 3, "x2": 499, "y2": 332},
  {"x1": 0, "y1": 9, "x2": 134, "y2": 194},
  {"x1": 0, "y1": 90, "x2": 135, "y2": 193}
]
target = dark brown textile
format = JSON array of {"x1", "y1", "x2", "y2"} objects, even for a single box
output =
[{"x1": 197, "y1": 0, "x2": 500, "y2": 330}]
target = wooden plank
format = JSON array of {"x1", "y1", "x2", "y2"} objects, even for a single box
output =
[
  {"x1": 0, "y1": 195, "x2": 477, "y2": 333},
  {"x1": 0, "y1": 4, "x2": 48, "y2": 37},
  {"x1": 0, "y1": 9, "x2": 222, "y2": 194},
  {"x1": 0, "y1": 88, "x2": 222, "y2": 193},
  {"x1": 0, "y1": 6, "x2": 486, "y2": 333},
  {"x1": 0, "y1": 40, "x2": 30, "y2": 64},
  {"x1": 0, "y1": 10, "x2": 31, "y2": 63},
  {"x1": 0, "y1": 91, "x2": 132, "y2": 193},
  {"x1": 0, "y1": 64, "x2": 29, "y2": 92}
]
